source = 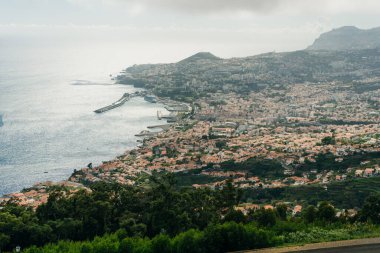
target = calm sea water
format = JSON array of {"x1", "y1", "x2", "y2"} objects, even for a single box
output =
[{"x1": 0, "y1": 40, "x2": 167, "y2": 195}]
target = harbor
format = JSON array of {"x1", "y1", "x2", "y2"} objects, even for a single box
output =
[
  {"x1": 135, "y1": 101, "x2": 193, "y2": 137},
  {"x1": 93, "y1": 90, "x2": 193, "y2": 138}
]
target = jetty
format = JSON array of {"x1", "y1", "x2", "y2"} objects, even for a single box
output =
[
  {"x1": 94, "y1": 93, "x2": 130, "y2": 113},
  {"x1": 147, "y1": 124, "x2": 172, "y2": 130},
  {"x1": 94, "y1": 91, "x2": 149, "y2": 114},
  {"x1": 135, "y1": 130, "x2": 157, "y2": 137}
]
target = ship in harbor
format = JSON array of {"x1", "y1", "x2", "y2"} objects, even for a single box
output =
[{"x1": 144, "y1": 95, "x2": 158, "y2": 103}]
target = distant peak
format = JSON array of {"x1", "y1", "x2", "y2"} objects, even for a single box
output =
[
  {"x1": 179, "y1": 52, "x2": 220, "y2": 63},
  {"x1": 335, "y1": 26, "x2": 359, "y2": 31},
  {"x1": 307, "y1": 25, "x2": 380, "y2": 51}
]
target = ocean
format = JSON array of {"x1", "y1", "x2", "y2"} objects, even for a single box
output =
[{"x1": 0, "y1": 37, "x2": 168, "y2": 195}]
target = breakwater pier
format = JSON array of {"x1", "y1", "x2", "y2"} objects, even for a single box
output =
[
  {"x1": 94, "y1": 91, "x2": 149, "y2": 114},
  {"x1": 94, "y1": 93, "x2": 131, "y2": 113}
]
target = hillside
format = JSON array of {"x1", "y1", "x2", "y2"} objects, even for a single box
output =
[
  {"x1": 307, "y1": 26, "x2": 380, "y2": 51},
  {"x1": 117, "y1": 27, "x2": 380, "y2": 101},
  {"x1": 117, "y1": 48, "x2": 380, "y2": 100}
]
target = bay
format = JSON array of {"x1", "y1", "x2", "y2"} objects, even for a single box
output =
[{"x1": 0, "y1": 39, "x2": 167, "y2": 195}]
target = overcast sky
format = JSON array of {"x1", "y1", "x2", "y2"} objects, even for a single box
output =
[{"x1": 0, "y1": 0, "x2": 379, "y2": 62}]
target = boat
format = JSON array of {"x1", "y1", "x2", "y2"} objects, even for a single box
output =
[
  {"x1": 144, "y1": 95, "x2": 158, "y2": 103},
  {"x1": 0, "y1": 114, "x2": 3, "y2": 127}
]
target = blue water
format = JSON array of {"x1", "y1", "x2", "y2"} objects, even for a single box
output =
[{"x1": 0, "y1": 41, "x2": 167, "y2": 195}]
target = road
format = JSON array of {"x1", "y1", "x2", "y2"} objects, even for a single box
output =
[
  {"x1": 240, "y1": 237, "x2": 380, "y2": 253},
  {"x1": 298, "y1": 243, "x2": 380, "y2": 253}
]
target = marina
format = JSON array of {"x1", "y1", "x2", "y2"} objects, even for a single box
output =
[{"x1": 144, "y1": 95, "x2": 158, "y2": 103}]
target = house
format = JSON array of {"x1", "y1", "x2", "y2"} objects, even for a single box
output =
[
  {"x1": 337, "y1": 209, "x2": 358, "y2": 218},
  {"x1": 364, "y1": 168, "x2": 375, "y2": 177},
  {"x1": 235, "y1": 203, "x2": 260, "y2": 215},
  {"x1": 264, "y1": 205, "x2": 274, "y2": 210},
  {"x1": 355, "y1": 169, "x2": 363, "y2": 177},
  {"x1": 292, "y1": 205, "x2": 303, "y2": 216}
]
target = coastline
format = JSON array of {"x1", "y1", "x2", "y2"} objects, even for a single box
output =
[{"x1": 0, "y1": 81, "x2": 191, "y2": 207}]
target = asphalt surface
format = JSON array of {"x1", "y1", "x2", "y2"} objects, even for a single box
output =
[
  {"x1": 297, "y1": 243, "x2": 380, "y2": 253},
  {"x1": 241, "y1": 237, "x2": 380, "y2": 253}
]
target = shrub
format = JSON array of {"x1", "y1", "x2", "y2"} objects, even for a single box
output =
[
  {"x1": 151, "y1": 234, "x2": 172, "y2": 253},
  {"x1": 172, "y1": 229, "x2": 205, "y2": 253}
]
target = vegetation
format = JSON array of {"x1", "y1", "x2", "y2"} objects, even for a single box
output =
[
  {"x1": 220, "y1": 158, "x2": 285, "y2": 179},
  {"x1": 2, "y1": 175, "x2": 380, "y2": 252},
  {"x1": 242, "y1": 177, "x2": 380, "y2": 208}
]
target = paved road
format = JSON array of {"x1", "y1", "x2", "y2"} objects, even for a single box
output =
[
  {"x1": 241, "y1": 238, "x2": 380, "y2": 253},
  {"x1": 298, "y1": 243, "x2": 380, "y2": 253}
]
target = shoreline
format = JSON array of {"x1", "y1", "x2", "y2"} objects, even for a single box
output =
[{"x1": 0, "y1": 83, "x2": 190, "y2": 204}]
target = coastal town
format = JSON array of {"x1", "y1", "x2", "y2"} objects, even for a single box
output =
[
  {"x1": 3, "y1": 77, "x2": 380, "y2": 212},
  {"x1": 2, "y1": 46, "x2": 380, "y2": 216},
  {"x1": 67, "y1": 80, "x2": 380, "y2": 188}
]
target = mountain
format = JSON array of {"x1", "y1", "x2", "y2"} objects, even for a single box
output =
[
  {"x1": 307, "y1": 26, "x2": 380, "y2": 51},
  {"x1": 115, "y1": 26, "x2": 380, "y2": 101},
  {"x1": 118, "y1": 48, "x2": 380, "y2": 100},
  {"x1": 178, "y1": 52, "x2": 221, "y2": 64}
]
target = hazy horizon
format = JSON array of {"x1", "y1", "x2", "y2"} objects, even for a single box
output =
[{"x1": 1, "y1": 0, "x2": 380, "y2": 64}]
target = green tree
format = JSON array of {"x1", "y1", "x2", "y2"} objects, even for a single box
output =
[
  {"x1": 275, "y1": 204, "x2": 288, "y2": 221},
  {"x1": 223, "y1": 209, "x2": 246, "y2": 224},
  {"x1": 151, "y1": 234, "x2": 172, "y2": 253},
  {"x1": 172, "y1": 229, "x2": 205, "y2": 253},
  {"x1": 303, "y1": 205, "x2": 317, "y2": 223},
  {"x1": 219, "y1": 179, "x2": 242, "y2": 209},
  {"x1": 253, "y1": 208, "x2": 277, "y2": 227},
  {"x1": 361, "y1": 194, "x2": 380, "y2": 224},
  {"x1": 317, "y1": 202, "x2": 336, "y2": 223},
  {"x1": 321, "y1": 136, "x2": 336, "y2": 145}
]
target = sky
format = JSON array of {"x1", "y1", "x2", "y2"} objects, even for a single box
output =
[{"x1": 0, "y1": 0, "x2": 379, "y2": 62}]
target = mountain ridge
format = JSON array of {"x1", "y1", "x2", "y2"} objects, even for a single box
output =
[{"x1": 307, "y1": 26, "x2": 380, "y2": 51}]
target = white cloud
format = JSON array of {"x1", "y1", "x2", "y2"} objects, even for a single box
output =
[{"x1": 65, "y1": 0, "x2": 380, "y2": 15}]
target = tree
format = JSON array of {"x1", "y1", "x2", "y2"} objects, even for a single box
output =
[
  {"x1": 303, "y1": 205, "x2": 317, "y2": 223},
  {"x1": 223, "y1": 209, "x2": 246, "y2": 224},
  {"x1": 361, "y1": 194, "x2": 380, "y2": 224},
  {"x1": 151, "y1": 234, "x2": 172, "y2": 253},
  {"x1": 172, "y1": 229, "x2": 205, "y2": 253},
  {"x1": 215, "y1": 140, "x2": 227, "y2": 149},
  {"x1": 317, "y1": 202, "x2": 336, "y2": 223},
  {"x1": 253, "y1": 208, "x2": 276, "y2": 227},
  {"x1": 219, "y1": 179, "x2": 242, "y2": 209},
  {"x1": 321, "y1": 136, "x2": 336, "y2": 145},
  {"x1": 0, "y1": 233, "x2": 10, "y2": 251},
  {"x1": 275, "y1": 204, "x2": 288, "y2": 221}
]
